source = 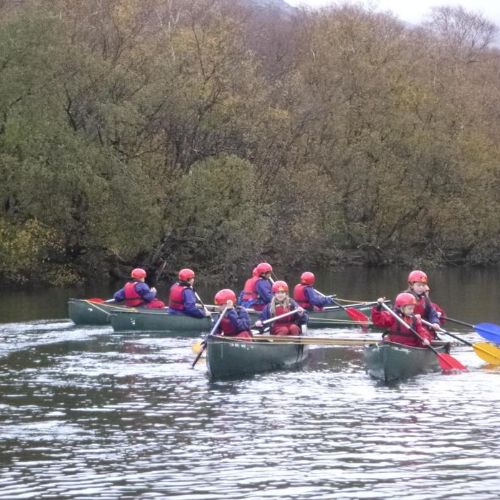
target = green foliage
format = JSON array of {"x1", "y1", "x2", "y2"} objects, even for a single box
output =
[
  {"x1": 0, "y1": 218, "x2": 78, "y2": 286},
  {"x1": 1, "y1": 0, "x2": 500, "y2": 287},
  {"x1": 167, "y1": 154, "x2": 271, "y2": 279}
]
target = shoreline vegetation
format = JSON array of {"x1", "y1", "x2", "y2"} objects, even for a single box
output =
[{"x1": 1, "y1": 0, "x2": 499, "y2": 287}]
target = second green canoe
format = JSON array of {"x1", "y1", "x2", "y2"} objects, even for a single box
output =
[
  {"x1": 364, "y1": 341, "x2": 450, "y2": 382},
  {"x1": 110, "y1": 308, "x2": 212, "y2": 334}
]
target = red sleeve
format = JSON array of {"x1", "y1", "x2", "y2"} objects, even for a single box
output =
[{"x1": 371, "y1": 307, "x2": 394, "y2": 328}]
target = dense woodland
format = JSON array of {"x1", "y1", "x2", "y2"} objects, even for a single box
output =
[{"x1": 1, "y1": 0, "x2": 500, "y2": 287}]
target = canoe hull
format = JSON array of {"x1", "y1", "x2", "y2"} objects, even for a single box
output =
[
  {"x1": 364, "y1": 342, "x2": 444, "y2": 382},
  {"x1": 68, "y1": 299, "x2": 131, "y2": 325},
  {"x1": 206, "y1": 336, "x2": 308, "y2": 380},
  {"x1": 110, "y1": 309, "x2": 211, "y2": 335}
]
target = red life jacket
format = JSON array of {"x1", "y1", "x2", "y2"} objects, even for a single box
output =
[
  {"x1": 293, "y1": 284, "x2": 310, "y2": 309},
  {"x1": 385, "y1": 315, "x2": 421, "y2": 347},
  {"x1": 124, "y1": 282, "x2": 144, "y2": 307},
  {"x1": 240, "y1": 276, "x2": 259, "y2": 303},
  {"x1": 219, "y1": 316, "x2": 238, "y2": 336},
  {"x1": 273, "y1": 303, "x2": 294, "y2": 324},
  {"x1": 413, "y1": 295, "x2": 427, "y2": 316},
  {"x1": 169, "y1": 283, "x2": 187, "y2": 311},
  {"x1": 406, "y1": 290, "x2": 431, "y2": 317}
]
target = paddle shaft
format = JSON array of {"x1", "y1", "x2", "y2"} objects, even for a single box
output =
[
  {"x1": 314, "y1": 290, "x2": 370, "y2": 326},
  {"x1": 262, "y1": 309, "x2": 302, "y2": 326},
  {"x1": 443, "y1": 317, "x2": 475, "y2": 329},
  {"x1": 322, "y1": 301, "x2": 378, "y2": 311},
  {"x1": 251, "y1": 308, "x2": 305, "y2": 335},
  {"x1": 191, "y1": 306, "x2": 228, "y2": 368},
  {"x1": 194, "y1": 291, "x2": 211, "y2": 316},
  {"x1": 420, "y1": 318, "x2": 473, "y2": 347}
]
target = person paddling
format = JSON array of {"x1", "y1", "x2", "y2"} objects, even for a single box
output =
[
  {"x1": 293, "y1": 272, "x2": 335, "y2": 311},
  {"x1": 255, "y1": 280, "x2": 307, "y2": 336},
  {"x1": 113, "y1": 268, "x2": 165, "y2": 309},
  {"x1": 168, "y1": 268, "x2": 210, "y2": 318},
  {"x1": 212, "y1": 289, "x2": 253, "y2": 340},
  {"x1": 372, "y1": 293, "x2": 433, "y2": 348}
]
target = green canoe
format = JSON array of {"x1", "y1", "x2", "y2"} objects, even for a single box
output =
[
  {"x1": 107, "y1": 301, "x2": 380, "y2": 333},
  {"x1": 364, "y1": 341, "x2": 449, "y2": 382},
  {"x1": 68, "y1": 298, "x2": 134, "y2": 325},
  {"x1": 110, "y1": 308, "x2": 212, "y2": 334},
  {"x1": 206, "y1": 335, "x2": 308, "y2": 380}
]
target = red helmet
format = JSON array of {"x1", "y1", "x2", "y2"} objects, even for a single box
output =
[
  {"x1": 395, "y1": 292, "x2": 417, "y2": 309},
  {"x1": 256, "y1": 262, "x2": 273, "y2": 275},
  {"x1": 252, "y1": 266, "x2": 259, "y2": 277},
  {"x1": 131, "y1": 268, "x2": 147, "y2": 280},
  {"x1": 214, "y1": 289, "x2": 237, "y2": 305},
  {"x1": 300, "y1": 272, "x2": 315, "y2": 285},
  {"x1": 179, "y1": 268, "x2": 195, "y2": 281},
  {"x1": 272, "y1": 280, "x2": 288, "y2": 293},
  {"x1": 408, "y1": 270, "x2": 428, "y2": 284}
]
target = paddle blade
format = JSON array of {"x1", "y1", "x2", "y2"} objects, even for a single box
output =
[
  {"x1": 474, "y1": 323, "x2": 500, "y2": 345},
  {"x1": 473, "y1": 342, "x2": 500, "y2": 365},
  {"x1": 437, "y1": 353, "x2": 467, "y2": 373},
  {"x1": 192, "y1": 340, "x2": 203, "y2": 354},
  {"x1": 345, "y1": 307, "x2": 370, "y2": 332},
  {"x1": 87, "y1": 297, "x2": 105, "y2": 303},
  {"x1": 191, "y1": 342, "x2": 207, "y2": 368}
]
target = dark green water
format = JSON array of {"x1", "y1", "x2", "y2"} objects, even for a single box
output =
[
  {"x1": 1, "y1": 266, "x2": 500, "y2": 323},
  {"x1": 1, "y1": 267, "x2": 500, "y2": 498}
]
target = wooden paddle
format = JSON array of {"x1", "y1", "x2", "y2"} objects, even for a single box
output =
[
  {"x1": 444, "y1": 317, "x2": 500, "y2": 345},
  {"x1": 88, "y1": 298, "x2": 115, "y2": 303},
  {"x1": 421, "y1": 318, "x2": 500, "y2": 365},
  {"x1": 194, "y1": 291, "x2": 212, "y2": 316},
  {"x1": 191, "y1": 306, "x2": 229, "y2": 368},
  {"x1": 381, "y1": 303, "x2": 467, "y2": 372}
]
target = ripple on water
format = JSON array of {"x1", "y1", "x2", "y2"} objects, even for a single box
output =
[{"x1": 1, "y1": 323, "x2": 500, "y2": 498}]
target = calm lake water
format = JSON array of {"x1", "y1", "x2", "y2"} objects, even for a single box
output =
[{"x1": 1, "y1": 266, "x2": 500, "y2": 498}]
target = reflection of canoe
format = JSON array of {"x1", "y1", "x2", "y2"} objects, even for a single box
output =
[
  {"x1": 110, "y1": 308, "x2": 211, "y2": 334},
  {"x1": 364, "y1": 341, "x2": 449, "y2": 382},
  {"x1": 248, "y1": 302, "x2": 385, "y2": 329},
  {"x1": 206, "y1": 335, "x2": 308, "y2": 380},
  {"x1": 68, "y1": 299, "x2": 133, "y2": 325}
]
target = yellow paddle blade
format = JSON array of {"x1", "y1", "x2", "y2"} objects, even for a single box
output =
[
  {"x1": 473, "y1": 342, "x2": 500, "y2": 365},
  {"x1": 191, "y1": 340, "x2": 203, "y2": 354}
]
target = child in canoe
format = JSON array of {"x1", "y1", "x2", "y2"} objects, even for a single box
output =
[
  {"x1": 404, "y1": 270, "x2": 443, "y2": 336},
  {"x1": 372, "y1": 293, "x2": 433, "y2": 348},
  {"x1": 293, "y1": 271, "x2": 335, "y2": 311},
  {"x1": 168, "y1": 268, "x2": 211, "y2": 318},
  {"x1": 238, "y1": 262, "x2": 274, "y2": 311},
  {"x1": 255, "y1": 280, "x2": 307, "y2": 336},
  {"x1": 212, "y1": 289, "x2": 253, "y2": 340},
  {"x1": 113, "y1": 268, "x2": 165, "y2": 309}
]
